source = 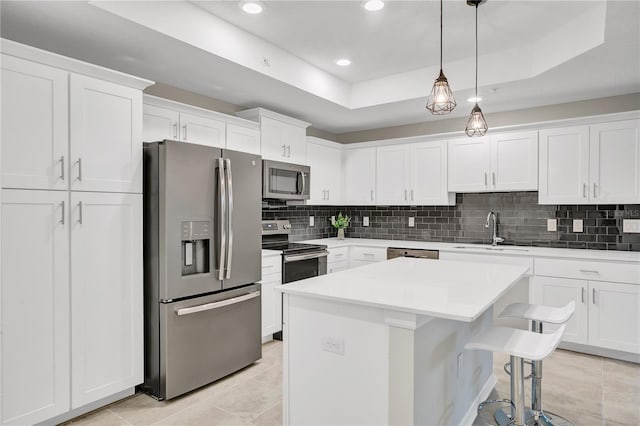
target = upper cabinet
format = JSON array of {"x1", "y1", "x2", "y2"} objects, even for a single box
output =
[
  {"x1": 142, "y1": 96, "x2": 261, "y2": 154},
  {"x1": 448, "y1": 131, "x2": 538, "y2": 192},
  {"x1": 237, "y1": 108, "x2": 310, "y2": 165},
  {"x1": 539, "y1": 120, "x2": 640, "y2": 204},
  {"x1": 376, "y1": 145, "x2": 410, "y2": 205},
  {"x1": 344, "y1": 147, "x2": 376, "y2": 205},
  {"x1": 306, "y1": 137, "x2": 343, "y2": 205}
]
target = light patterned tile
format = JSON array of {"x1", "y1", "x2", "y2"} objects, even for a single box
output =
[
  {"x1": 65, "y1": 408, "x2": 130, "y2": 426},
  {"x1": 152, "y1": 402, "x2": 245, "y2": 426},
  {"x1": 208, "y1": 378, "x2": 281, "y2": 422},
  {"x1": 108, "y1": 393, "x2": 200, "y2": 426},
  {"x1": 248, "y1": 402, "x2": 283, "y2": 426}
]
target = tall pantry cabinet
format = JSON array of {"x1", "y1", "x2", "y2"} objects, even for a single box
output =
[{"x1": 0, "y1": 40, "x2": 152, "y2": 425}]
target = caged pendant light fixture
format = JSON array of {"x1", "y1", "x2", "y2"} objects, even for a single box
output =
[
  {"x1": 426, "y1": 0, "x2": 456, "y2": 115},
  {"x1": 465, "y1": 0, "x2": 488, "y2": 137}
]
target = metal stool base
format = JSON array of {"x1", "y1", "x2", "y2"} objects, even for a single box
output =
[
  {"x1": 494, "y1": 408, "x2": 537, "y2": 426},
  {"x1": 526, "y1": 409, "x2": 574, "y2": 426}
]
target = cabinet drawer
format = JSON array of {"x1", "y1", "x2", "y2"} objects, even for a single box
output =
[
  {"x1": 261, "y1": 271, "x2": 282, "y2": 285},
  {"x1": 328, "y1": 247, "x2": 349, "y2": 263},
  {"x1": 328, "y1": 259, "x2": 348, "y2": 274},
  {"x1": 535, "y1": 258, "x2": 640, "y2": 284},
  {"x1": 261, "y1": 255, "x2": 282, "y2": 275},
  {"x1": 440, "y1": 252, "x2": 534, "y2": 276},
  {"x1": 350, "y1": 246, "x2": 387, "y2": 262}
]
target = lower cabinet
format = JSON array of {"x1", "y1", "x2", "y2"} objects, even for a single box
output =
[
  {"x1": 261, "y1": 254, "x2": 282, "y2": 339},
  {"x1": 533, "y1": 276, "x2": 640, "y2": 354},
  {"x1": 348, "y1": 246, "x2": 387, "y2": 269},
  {"x1": 1, "y1": 189, "x2": 143, "y2": 424}
]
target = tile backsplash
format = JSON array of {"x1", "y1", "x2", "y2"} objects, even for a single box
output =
[{"x1": 262, "y1": 192, "x2": 640, "y2": 251}]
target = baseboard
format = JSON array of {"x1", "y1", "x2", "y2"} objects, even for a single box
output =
[
  {"x1": 559, "y1": 342, "x2": 640, "y2": 364},
  {"x1": 459, "y1": 374, "x2": 497, "y2": 426}
]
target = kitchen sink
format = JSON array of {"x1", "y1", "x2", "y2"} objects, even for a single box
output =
[{"x1": 453, "y1": 245, "x2": 530, "y2": 252}]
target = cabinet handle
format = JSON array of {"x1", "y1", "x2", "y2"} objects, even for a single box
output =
[
  {"x1": 370, "y1": 189, "x2": 374, "y2": 201},
  {"x1": 327, "y1": 189, "x2": 330, "y2": 200},
  {"x1": 404, "y1": 189, "x2": 408, "y2": 201},
  {"x1": 579, "y1": 269, "x2": 600, "y2": 274},
  {"x1": 173, "y1": 123, "x2": 178, "y2": 139},
  {"x1": 287, "y1": 145, "x2": 291, "y2": 157},
  {"x1": 60, "y1": 201, "x2": 65, "y2": 225},
  {"x1": 593, "y1": 183, "x2": 597, "y2": 198},
  {"x1": 411, "y1": 189, "x2": 414, "y2": 201},
  {"x1": 183, "y1": 124, "x2": 187, "y2": 141},
  {"x1": 335, "y1": 253, "x2": 344, "y2": 257},
  {"x1": 484, "y1": 172, "x2": 488, "y2": 186},
  {"x1": 77, "y1": 201, "x2": 83, "y2": 224},
  {"x1": 492, "y1": 172, "x2": 496, "y2": 186},
  {"x1": 581, "y1": 287, "x2": 586, "y2": 304},
  {"x1": 282, "y1": 144, "x2": 287, "y2": 157},
  {"x1": 77, "y1": 158, "x2": 82, "y2": 182},
  {"x1": 59, "y1": 156, "x2": 65, "y2": 181},
  {"x1": 592, "y1": 288, "x2": 596, "y2": 305},
  {"x1": 363, "y1": 253, "x2": 375, "y2": 257},
  {"x1": 583, "y1": 183, "x2": 587, "y2": 198}
]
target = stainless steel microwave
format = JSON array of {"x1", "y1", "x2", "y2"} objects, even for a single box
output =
[{"x1": 262, "y1": 160, "x2": 310, "y2": 201}]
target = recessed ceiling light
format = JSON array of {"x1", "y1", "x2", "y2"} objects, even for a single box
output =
[
  {"x1": 467, "y1": 96, "x2": 483, "y2": 103},
  {"x1": 336, "y1": 59, "x2": 351, "y2": 67},
  {"x1": 241, "y1": 1, "x2": 263, "y2": 14},
  {"x1": 363, "y1": 0, "x2": 385, "y2": 12}
]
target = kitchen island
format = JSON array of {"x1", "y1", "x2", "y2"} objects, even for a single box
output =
[{"x1": 278, "y1": 257, "x2": 529, "y2": 426}]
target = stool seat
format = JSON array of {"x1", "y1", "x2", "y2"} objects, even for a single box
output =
[
  {"x1": 499, "y1": 301, "x2": 575, "y2": 324},
  {"x1": 465, "y1": 324, "x2": 566, "y2": 361}
]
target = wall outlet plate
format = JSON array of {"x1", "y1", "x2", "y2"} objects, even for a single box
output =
[
  {"x1": 623, "y1": 219, "x2": 640, "y2": 233},
  {"x1": 408, "y1": 217, "x2": 415, "y2": 227},
  {"x1": 309, "y1": 216, "x2": 314, "y2": 227},
  {"x1": 573, "y1": 219, "x2": 584, "y2": 233},
  {"x1": 363, "y1": 216, "x2": 370, "y2": 227},
  {"x1": 547, "y1": 219, "x2": 557, "y2": 232},
  {"x1": 322, "y1": 337, "x2": 345, "y2": 355}
]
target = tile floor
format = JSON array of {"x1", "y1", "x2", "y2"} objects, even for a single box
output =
[{"x1": 66, "y1": 341, "x2": 639, "y2": 426}]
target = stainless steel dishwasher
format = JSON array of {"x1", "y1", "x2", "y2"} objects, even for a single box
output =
[{"x1": 387, "y1": 247, "x2": 439, "y2": 260}]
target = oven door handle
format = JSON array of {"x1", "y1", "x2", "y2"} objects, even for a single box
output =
[
  {"x1": 175, "y1": 291, "x2": 261, "y2": 316},
  {"x1": 283, "y1": 250, "x2": 329, "y2": 263}
]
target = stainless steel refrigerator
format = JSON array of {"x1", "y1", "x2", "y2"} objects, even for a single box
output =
[{"x1": 142, "y1": 140, "x2": 262, "y2": 400}]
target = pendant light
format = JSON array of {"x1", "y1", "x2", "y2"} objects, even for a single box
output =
[
  {"x1": 426, "y1": 0, "x2": 456, "y2": 115},
  {"x1": 465, "y1": 0, "x2": 488, "y2": 137}
]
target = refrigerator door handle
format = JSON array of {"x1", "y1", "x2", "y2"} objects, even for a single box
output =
[
  {"x1": 225, "y1": 158, "x2": 233, "y2": 279},
  {"x1": 175, "y1": 291, "x2": 261, "y2": 316},
  {"x1": 217, "y1": 158, "x2": 226, "y2": 281}
]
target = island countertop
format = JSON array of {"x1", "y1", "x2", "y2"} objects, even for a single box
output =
[{"x1": 277, "y1": 257, "x2": 528, "y2": 322}]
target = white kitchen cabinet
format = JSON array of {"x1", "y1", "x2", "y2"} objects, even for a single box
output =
[
  {"x1": 70, "y1": 74, "x2": 143, "y2": 193},
  {"x1": 226, "y1": 123, "x2": 260, "y2": 155},
  {"x1": 538, "y1": 126, "x2": 590, "y2": 204},
  {"x1": 588, "y1": 281, "x2": 640, "y2": 354},
  {"x1": 589, "y1": 120, "x2": 640, "y2": 203},
  {"x1": 1, "y1": 55, "x2": 69, "y2": 191},
  {"x1": 448, "y1": 131, "x2": 538, "y2": 192},
  {"x1": 1, "y1": 190, "x2": 70, "y2": 425},
  {"x1": 349, "y1": 246, "x2": 386, "y2": 269},
  {"x1": 327, "y1": 246, "x2": 349, "y2": 274},
  {"x1": 261, "y1": 254, "x2": 282, "y2": 339},
  {"x1": 178, "y1": 112, "x2": 226, "y2": 148},
  {"x1": 376, "y1": 145, "x2": 411, "y2": 205},
  {"x1": 70, "y1": 192, "x2": 143, "y2": 408},
  {"x1": 410, "y1": 140, "x2": 455, "y2": 205},
  {"x1": 344, "y1": 148, "x2": 376, "y2": 205},
  {"x1": 306, "y1": 138, "x2": 343, "y2": 205},
  {"x1": 143, "y1": 103, "x2": 179, "y2": 142}
]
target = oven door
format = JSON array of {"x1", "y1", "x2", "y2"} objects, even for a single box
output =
[
  {"x1": 283, "y1": 251, "x2": 328, "y2": 283},
  {"x1": 262, "y1": 160, "x2": 310, "y2": 200}
]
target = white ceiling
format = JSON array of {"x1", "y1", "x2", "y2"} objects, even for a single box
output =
[{"x1": 1, "y1": 1, "x2": 638, "y2": 134}]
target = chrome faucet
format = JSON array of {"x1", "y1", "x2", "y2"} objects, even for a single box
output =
[{"x1": 485, "y1": 211, "x2": 505, "y2": 246}]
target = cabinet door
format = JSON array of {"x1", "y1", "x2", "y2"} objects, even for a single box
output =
[
  {"x1": 1, "y1": 190, "x2": 70, "y2": 425},
  {"x1": 344, "y1": 148, "x2": 376, "y2": 205},
  {"x1": 261, "y1": 274, "x2": 282, "y2": 337},
  {"x1": 226, "y1": 123, "x2": 260, "y2": 155},
  {"x1": 70, "y1": 192, "x2": 143, "y2": 408},
  {"x1": 377, "y1": 145, "x2": 410, "y2": 205},
  {"x1": 447, "y1": 137, "x2": 491, "y2": 192},
  {"x1": 143, "y1": 104, "x2": 179, "y2": 142},
  {"x1": 284, "y1": 125, "x2": 307, "y2": 165},
  {"x1": 261, "y1": 116, "x2": 289, "y2": 161},
  {"x1": 588, "y1": 281, "x2": 640, "y2": 353},
  {"x1": 306, "y1": 142, "x2": 330, "y2": 204},
  {"x1": 69, "y1": 74, "x2": 143, "y2": 193},
  {"x1": 410, "y1": 140, "x2": 453, "y2": 205},
  {"x1": 590, "y1": 120, "x2": 640, "y2": 203},
  {"x1": 538, "y1": 126, "x2": 590, "y2": 204},
  {"x1": 1, "y1": 55, "x2": 69, "y2": 190},
  {"x1": 490, "y1": 131, "x2": 538, "y2": 191},
  {"x1": 179, "y1": 112, "x2": 226, "y2": 148},
  {"x1": 533, "y1": 276, "x2": 588, "y2": 345}
]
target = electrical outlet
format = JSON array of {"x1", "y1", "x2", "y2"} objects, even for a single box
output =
[
  {"x1": 623, "y1": 219, "x2": 640, "y2": 233},
  {"x1": 547, "y1": 219, "x2": 557, "y2": 232},
  {"x1": 408, "y1": 217, "x2": 415, "y2": 227},
  {"x1": 457, "y1": 353, "x2": 463, "y2": 379},
  {"x1": 322, "y1": 337, "x2": 345, "y2": 355},
  {"x1": 309, "y1": 216, "x2": 314, "y2": 227},
  {"x1": 331, "y1": 215, "x2": 335, "y2": 223},
  {"x1": 573, "y1": 219, "x2": 584, "y2": 233},
  {"x1": 363, "y1": 216, "x2": 370, "y2": 227}
]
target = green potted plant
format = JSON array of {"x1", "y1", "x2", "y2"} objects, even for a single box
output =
[{"x1": 331, "y1": 212, "x2": 351, "y2": 240}]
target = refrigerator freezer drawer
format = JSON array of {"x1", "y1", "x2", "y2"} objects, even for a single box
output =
[{"x1": 160, "y1": 285, "x2": 262, "y2": 400}]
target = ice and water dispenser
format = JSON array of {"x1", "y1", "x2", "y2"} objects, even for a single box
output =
[{"x1": 181, "y1": 221, "x2": 211, "y2": 275}]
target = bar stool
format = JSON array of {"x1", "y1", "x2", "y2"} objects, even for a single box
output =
[
  {"x1": 499, "y1": 302, "x2": 575, "y2": 426},
  {"x1": 465, "y1": 324, "x2": 567, "y2": 426}
]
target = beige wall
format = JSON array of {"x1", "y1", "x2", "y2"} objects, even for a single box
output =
[{"x1": 337, "y1": 93, "x2": 640, "y2": 143}]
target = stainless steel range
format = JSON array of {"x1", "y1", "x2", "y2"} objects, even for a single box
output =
[{"x1": 262, "y1": 220, "x2": 327, "y2": 339}]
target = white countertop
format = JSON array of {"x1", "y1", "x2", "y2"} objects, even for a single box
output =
[
  {"x1": 278, "y1": 257, "x2": 528, "y2": 322},
  {"x1": 301, "y1": 237, "x2": 640, "y2": 263}
]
